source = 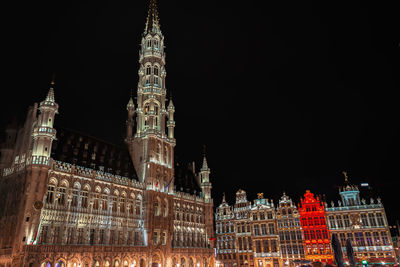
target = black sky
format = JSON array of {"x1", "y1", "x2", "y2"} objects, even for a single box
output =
[{"x1": 2, "y1": 1, "x2": 399, "y2": 223}]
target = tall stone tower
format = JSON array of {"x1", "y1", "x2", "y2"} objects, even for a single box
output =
[
  {"x1": 23, "y1": 79, "x2": 58, "y2": 247},
  {"x1": 126, "y1": 0, "x2": 175, "y2": 193},
  {"x1": 200, "y1": 154, "x2": 212, "y2": 203},
  {"x1": 125, "y1": 0, "x2": 176, "y2": 250}
]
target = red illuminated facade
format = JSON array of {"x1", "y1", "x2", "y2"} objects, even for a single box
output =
[{"x1": 298, "y1": 190, "x2": 333, "y2": 264}]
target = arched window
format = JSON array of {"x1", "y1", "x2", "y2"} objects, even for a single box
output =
[
  {"x1": 93, "y1": 193, "x2": 99, "y2": 210},
  {"x1": 164, "y1": 146, "x2": 168, "y2": 164},
  {"x1": 120, "y1": 193, "x2": 126, "y2": 213},
  {"x1": 154, "y1": 198, "x2": 161, "y2": 216},
  {"x1": 46, "y1": 185, "x2": 55, "y2": 204},
  {"x1": 144, "y1": 103, "x2": 150, "y2": 115},
  {"x1": 57, "y1": 186, "x2": 66, "y2": 206},
  {"x1": 146, "y1": 65, "x2": 152, "y2": 75},
  {"x1": 154, "y1": 76, "x2": 159, "y2": 86},
  {"x1": 136, "y1": 196, "x2": 142, "y2": 215},
  {"x1": 154, "y1": 66, "x2": 159, "y2": 76},
  {"x1": 163, "y1": 199, "x2": 168, "y2": 217},
  {"x1": 156, "y1": 143, "x2": 161, "y2": 161},
  {"x1": 102, "y1": 194, "x2": 108, "y2": 211},
  {"x1": 81, "y1": 188, "x2": 88, "y2": 208},
  {"x1": 146, "y1": 39, "x2": 151, "y2": 48}
]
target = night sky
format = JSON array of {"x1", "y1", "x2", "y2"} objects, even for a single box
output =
[{"x1": 2, "y1": 1, "x2": 399, "y2": 223}]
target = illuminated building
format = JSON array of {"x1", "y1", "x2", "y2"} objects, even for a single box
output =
[
  {"x1": 215, "y1": 194, "x2": 236, "y2": 267},
  {"x1": 298, "y1": 190, "x2": 333, "y2": 264},
  {"x1": 0, "y1": 0, "x2": 215, "y2": 266},
  {"x1": 234, "y1": 190, "x2": 254, "y2": 267},
  {"x1": 216, "y1": 191, "x2": 299, "y2": 267},
  {"x1": 215, "y1": 190, "x2": 253, "y2": 267},
  {"x1": 326, "y1": 172, "x2": 397, "y2": 265},
  {"x1": 276, "y1": 193, "x2": 305, "y2": 266},
  {"x1": 250, "y1": 193, "x2": 280, "y2": 267}
]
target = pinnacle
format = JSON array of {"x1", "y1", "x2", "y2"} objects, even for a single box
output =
[
  {"x1": 201, "y1": 155, "x2": 209, "y2": 171},
  {"x1": 127, "y1": 97, "x2": 135, "y2": 109},
  {"x1": 144, "y1": 0, "x2": 161, "y2": 34},
  {"x1": 46, "y1": 86, "x2": 55, "y2": 102}
]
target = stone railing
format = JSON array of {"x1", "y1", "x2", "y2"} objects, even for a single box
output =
[
  {"x1": 175, "y1": 191, "x2": 204, "y2": 202},
  {"x1": 326, "y1": 203, "x2": 383, "y2": 211},
  {"x1": 254, "y1": 252, "x2": 280, "y2": 258},
  {"x1": 53, "y1": 160, "x2": 145, "y2": 190},
  {"x1": 23, "y1": 244, "x2": 146, "y2": 254}
]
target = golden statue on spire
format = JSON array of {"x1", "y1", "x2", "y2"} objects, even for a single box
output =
[{"x1": 342, "y1": 171, "x2": 349, "y2": 182}]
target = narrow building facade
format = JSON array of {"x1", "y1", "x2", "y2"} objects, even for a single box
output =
[{"x1": 326, "y1": 172, "x2": 396, "y2": 265}]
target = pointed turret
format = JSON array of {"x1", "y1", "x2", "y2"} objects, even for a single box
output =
[
  {"x1": 127, "y1": 96, "x2": 135, "y2": 110},
  {"x1": 200, "y1": 148, "x2": 212, "y2": 202},
  {"x1": 32, "y1": 77, "x2": 58, "y2": 164},
  {"x1": 45, "y1": 74, "x2": 56, "y2": 103},
  {"x1": 125, "y1": 90, "x2": 136, "y2": 142},
  {"x1": 144, "y1": 0, "x2": 161, "y2": 35},
  {"x1": 167, "y1": 97, "x2": 175, "y2": 140},
  {"x1": 201, "y1": 154, "x2": 209, "y2": 172}
]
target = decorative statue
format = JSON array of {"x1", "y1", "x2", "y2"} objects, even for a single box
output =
[
  {"x1": 361, "y1": 198, "x2": 366, "y2": 205},
  {"x1": 377, "y1": 197, "x2": 381, "y2": 204},
  {"x1": 331, "y1": 201, "x2": 335, "y2": 207},
  {"x1": 338, "y1": 200, "x2": 342, "y2": 207},
  {"x1": 370, "y1": 198, "x2": 374, "y2": 204}
]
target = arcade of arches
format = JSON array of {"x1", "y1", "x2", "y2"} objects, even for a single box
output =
[{"x1": 24, "y1": 254, "x2": 214, "y2": 267}]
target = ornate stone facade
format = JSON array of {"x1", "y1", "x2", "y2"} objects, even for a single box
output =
[
  {"x1": 0, "y1": 1, "x2": 215, "y2": 266},
  {"x1": 298, "y1": 190, "x2": 333, "y2": 264},
  {"x1": 215, "y1": 191, "x2": 292, "y2": 267},
  {"x1": 250, "y1": 194, "x2": 280, "y2": 267},
  {"x1": 326, "y1": 173, "x2": 396, "y2": 265},
  {"x1": 276, "y1": 193, "x2": 305, "y2": 266}
]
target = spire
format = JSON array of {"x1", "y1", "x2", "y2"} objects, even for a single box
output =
[
  {"x1": 46, "y1": 74, "x2": 56, "y2": 102},
  {"x1": 343, "y1": 171, "x2": 349, "y2": 183},
  {"x1": 127, "y1": 89, "x2": 135, "y2": 110},
  {"x1": 144, "y1": 0, "x2": 161, "y2": 35},
  {"x1": 201, "y1": 145, "x2": 209, "y2": 171},
  {"x1": 222, "y1": 192, "x2": 226, "y2": 203},
  {"x1": 168, "y1": 96, "x2": 175, "y2": 110}
]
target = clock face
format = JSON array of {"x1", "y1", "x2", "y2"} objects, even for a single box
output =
[{"x1": 33, "y1": 201, "x2": 43, "y2": 210}]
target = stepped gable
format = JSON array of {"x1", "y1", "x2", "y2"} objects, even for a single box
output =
[{"x1": 51, "y1": 127, "x2": 138, "y2": 180}]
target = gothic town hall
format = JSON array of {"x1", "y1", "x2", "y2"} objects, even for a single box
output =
[{"x1": 0, "y1": 1, "x2": 215, "y2": 266}]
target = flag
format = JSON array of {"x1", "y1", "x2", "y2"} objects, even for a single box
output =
[{"x1": 164, "y1": 177, "x2": 173, "y2": 192}]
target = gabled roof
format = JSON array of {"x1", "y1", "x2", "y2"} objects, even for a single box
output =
[{"x1": 51, "y1": 127, "x2": 138, "y2": 180}]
